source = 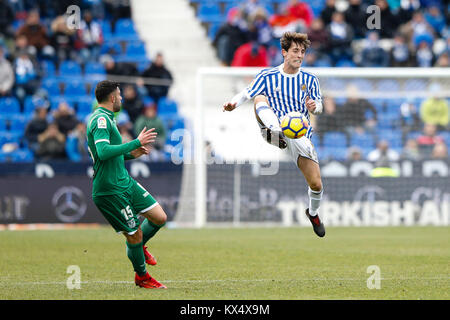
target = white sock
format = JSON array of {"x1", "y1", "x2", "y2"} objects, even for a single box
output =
[
  {"x1": 255, "y1": 102, "x2": 281, "y2": 132},
  {"x1": 308, "y1": 187, "x2": 323, "y2": 216}
]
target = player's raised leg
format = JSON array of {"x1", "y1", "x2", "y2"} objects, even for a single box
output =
[
  {"x1": 140, "y1": 204, "x2": 167, "y2": 265},
  {"x1": 253, "y1": 95, "x2": 287, "y2": 149},
  {"x1": 297, "y1": 156, "x2": 325, "y2": 237}
]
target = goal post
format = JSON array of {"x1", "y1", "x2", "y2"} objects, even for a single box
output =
[{"x1": 174, "y1": 67, "x2": 450, "y2": 228}]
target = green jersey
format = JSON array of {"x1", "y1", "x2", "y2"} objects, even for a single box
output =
[{"x1": 87, "y1": 106, "x2": 141, "y2": 197}]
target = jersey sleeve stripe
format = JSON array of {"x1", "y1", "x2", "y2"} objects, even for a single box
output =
[{"x1": 95, "y1": 139, "x2": 110, "y2": 144}]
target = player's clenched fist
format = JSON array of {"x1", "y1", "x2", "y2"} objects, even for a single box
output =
[
  {"x1": 137, "y1": 127, "x2": 157, "y2": 146},
  {"x1": 305, "y1": 96, "x2": 316, "y2": 113},
  {"x1": 223, "y1": 102, "x2": 237, "y2": 112}
]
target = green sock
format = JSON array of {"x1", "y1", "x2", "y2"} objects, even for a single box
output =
[
  {"x1": 126, "y1": 241, "x2": 146, "y2": 276},
  {"x1": 141, "y1": 219, "x2": 165, "y2": 245}
]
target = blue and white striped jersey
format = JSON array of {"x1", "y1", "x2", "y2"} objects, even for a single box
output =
[{"x1": 245, "y1": 64, "x2": 322, "y2": 139}]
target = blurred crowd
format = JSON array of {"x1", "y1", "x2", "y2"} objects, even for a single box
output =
[
  {"x1": 212, "y1": 0, "x2": 450, "y2": 67},
  {"x1": 0, "y1": 0, "x2": 175, "y2": 162}
]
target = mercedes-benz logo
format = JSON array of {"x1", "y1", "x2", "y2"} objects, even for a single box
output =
[{"x1": 52, "y1": 187, "x2": 87, "y2": 223}]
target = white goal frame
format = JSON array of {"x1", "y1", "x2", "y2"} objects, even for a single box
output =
[{"x1": 191, "y1": 67, "x2": 450, "y2": 228}]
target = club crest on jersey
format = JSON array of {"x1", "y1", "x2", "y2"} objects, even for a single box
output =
[
  {"x1": 301, "y1": 84, "x2": 307, "y2": 91},
  {"x1": 97, "y1": 116, "x2": 107, "y2": 129}
]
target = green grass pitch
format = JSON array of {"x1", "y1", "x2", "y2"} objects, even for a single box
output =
[{"x1": 0, "y1": 226, "x2": 448, "y2": 300}]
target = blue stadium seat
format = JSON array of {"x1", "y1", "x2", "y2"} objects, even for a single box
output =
[
  {"x1": 99, "y1": 20, "x2": 112, "y2": 37},
  {"x1": 0, "y1": 97, "x2": 21, "y2": 115},
  {"x1": 0, "y1": 116, "x2": 6, "y2": 131},
  {"x1": 377, "y1": 113, "x2": 398, "y2": 129},
  {"x1": 319, "y1": 146, "x2": 347, "y2": 161},
  {"x1": 1, "y1": 131, "x2": 23, "y2": 145},
  {"x1": 12, "y1": 149, "x2": 34, "y2": 162},
  {"x1": 77, "y1": 98, "x2": 94, "y2": 115},
  {"x1": 376, "y1": 79, "x2": 400, "y2": 92},
  {"x1": 198, "y1": 2, "x2": 224, "y2": 23},
  {"x1": 310, "y1": 134, "x2": 321, "y2": 148},
  {"x1": 41, "y1": 78, "x2": 61, "y2": 96},
  {"x1": 322, "y1": 132, "x2": 347, "y2": 148},
  {"x1": 126, "y1": 41, "x2": 146, "y2": 56},
  {"x1": 65, "y1": 80, "x2": 87, "y2": 97},
  {"x1": 158, "y1": 97, "x2": 178, "y2": 115},
  {"x1": 9, "y1": 115, "x2": 28, "y2": 132},
  {"x1": 335, "y1": 59, "x2": 356, "y2": 67},
  {"x1": 351, "y1": 132, "x2": 375, "y2": 149},
  {"x1": 24, "y1": 96, "x2": 49, "y2": 114},
  {"x1": 50, "y1": 96, "x2": 75, "y2": 111},
  {"x1": 85, "y1": 62, "x2": 106, "y2": 75},
  {"x1": 114, "y1": 19, "x2": 140, "y2": 40},
  {"x1": 404, "y1": 79, "x2": 427, "y2": 92},
  {"x1": 100, "y1": 40, "x2": 122, "y2": 55},
  {"x1": 41, "y1": 60, "x2": 56, "y2": 76},
  {"x1": 367, "y1": 98, "x2": 385, "y2": 111},
  {"x1": 59, "y1": 61, "x2": 82, "y2": 76}
]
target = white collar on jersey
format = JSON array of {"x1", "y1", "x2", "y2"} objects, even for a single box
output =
[{"x1": 278, "y1": 63, "x2": 301, "y2": 78}]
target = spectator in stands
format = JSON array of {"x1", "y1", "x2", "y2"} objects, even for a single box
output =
[
  {"x1": 140, "y1": 52, "x2": 173, "y2": 103},
  {"x1": 401, "y1": 138, "x2": 421, "y2": 160},
  {"x1": 399, "y1": 98, "x2": 421, "y2": 139},
  {"x1": 434, "y1": 52, "x2": 449, "y2": 67},
  {"x1": 248, "y1": 7, "x2": 272, "y2": 48},
  {"x1": 347, "y1": 146, "x2": 363, "y2": 161},
  {"x1": 24, "y1": 99, "x2": 49, "y2": 153},
  {"x1": 134, "y1": 102, "x2": 167, "y2": 159},
  {"x1": 389, "y1": 34, "x2": 413, "y2": 67},
  {"x1": 399, "y1": 11, "x2": 435, "y2": 49},
  {"x1": 374, "y1": 0, "x2": 398, "y2": 39},
  {"x1": 117, "y1": 111, "x2": 135, "y2": 143},
  {"x1": 65, "y1": 121, "x2": 88, "y2": 162},
  {"x1": 307, "y1": 18, "x2": 329, "y2": 57},
  {"x1": 344, "y1": 0, "x2": 367, "y2": 39},
  {"x1": 416, "y1": 40, "x2": 435, "y2": 67},
  {"x1": 359, "y1": 31, "x2": 389, "y2": 67},
  {"x1": 326, "y1": 11, "x2": 354, "y2": 65},
  {"x1": 36, "y1": 123, "x2": 67, "y2": 160},
  {"x1": 367, "y1": 140, "x2": 400, "y2": 163},
  {"x1": 13, "y1": 50, "x2": 39, "y2": 105},
  {"x1": 231, "y1": 40, "x2": 269, "y2": 67},
  {"x1": 424, "y1": 4, "x2": 446, "y2": 37},
  {"x1": 77, "y1": 10, "x2": 104, "y2": 64},
  {"x1": 396, "y1": 0, "x2": 421, "y2": 26},
  {"x1": 269, "y1": 4, "x2": 305, "y2": 39},
  {"x1": 320, "y1": 0, "x2": 337, "y2": 26},
  {"x1": 50, "y1": 15, "x2": 77, "y2": 65},
  {"x1": 241, "y1": 0, "x2": 265, "y2": 21},
  {"x1": 0, "y1": 46, "x2": 14, "y2": 97},
  {"x1": 0, "y1": 0, "x2": 15, "y2": 39},
  {"x1": 213, "y1": 7, "x2": 249, "y2": 66},
  {"x1": 121, "y1": 84, "x2": 144, "y2": 123},
  {"x1": 420, "y1": 82, "x2": 449, "y2": 130},
  {"x1": 431, "y1": 141, "x2": 448, "y2": 159},
  {"x1": 286, "y1": 0, "x2": 313, "y2": 28},
  {"x1": 101, "y1": 54, "x2": 139, "y2": 88},
  {"x1": 12, "y1": 34, "x2": 37, "y2": 61},
  {"x1": 316, "y1": 96, "x2": 341, "y2": 144},
  {"x1": 340, "y1": 85, "x2": 377, "y2": 137},
  {"x1": 52, "y1": 101, "x2": 79, "y2": 136},
  {"x1": 416, "y1": 123, "x2": 445, "y2": 156},
  {"x1": 16, "y1": 9, "x2": 54, "y2": 59}
]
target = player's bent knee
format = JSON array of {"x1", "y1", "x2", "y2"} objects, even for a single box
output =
[
  {"x1": 309, "y1": 180, "x2": 323, "y2": 192},
  {"x1": 125, "y1": 228, "x2": 143, "y2": 244}
]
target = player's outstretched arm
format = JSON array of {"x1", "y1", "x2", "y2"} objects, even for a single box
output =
[
  {"x1": 223, "y1": 89, "x2": 249, "y2": 112},
  {"x1": 96, "y1": 127, "x2": 157, "y2": 161}
]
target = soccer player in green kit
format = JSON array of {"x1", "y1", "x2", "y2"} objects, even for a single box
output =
[{"x1": 87, "y1": 80, "x2": 167, "y2": 289}]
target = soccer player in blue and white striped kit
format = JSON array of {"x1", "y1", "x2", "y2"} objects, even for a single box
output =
[{"x1": 223, "y1": 32, "x2": 325, "y2": 237}]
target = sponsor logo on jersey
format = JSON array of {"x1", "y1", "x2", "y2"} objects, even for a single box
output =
[{"x1": 98, "y1": 116, "x2": 107, "y2": 129}]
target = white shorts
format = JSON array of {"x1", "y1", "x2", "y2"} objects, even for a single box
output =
[{"x1": 285, "y1": 136, "x2": 319, "y2": 164}]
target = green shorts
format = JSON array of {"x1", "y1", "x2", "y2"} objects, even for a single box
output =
[{"x1": 93, "y1": 180, "x2": 158, "y2": 235}]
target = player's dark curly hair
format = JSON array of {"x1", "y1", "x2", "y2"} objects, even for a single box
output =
[
  {"x1": 95, "y1": 80, "x2": 120, "y2": 103},
  {"x1": 280, "y1": 32, "x2": 311, "y2": 52}
]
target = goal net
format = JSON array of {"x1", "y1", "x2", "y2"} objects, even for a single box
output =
[{"x1": 173, "y1": 67, "x2": 450, "y2": 228}]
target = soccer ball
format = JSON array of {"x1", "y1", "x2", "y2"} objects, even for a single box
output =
[{"x1": 280, "y1": 112, "x2": 309, "y2": 139}]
